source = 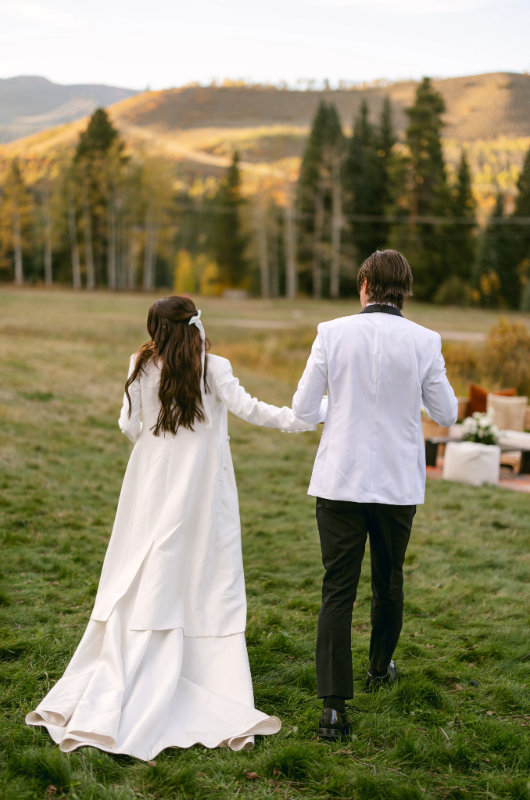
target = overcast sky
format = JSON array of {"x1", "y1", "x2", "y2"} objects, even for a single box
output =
[{"x1": 0, "y1": 0, "x2": 528, "y2": 90}]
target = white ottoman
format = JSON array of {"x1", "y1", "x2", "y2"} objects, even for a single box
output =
[{"x1": 442, "y1": 442, "x2": 501, "y2": 487}]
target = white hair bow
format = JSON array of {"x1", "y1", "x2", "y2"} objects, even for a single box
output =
[
  {"x1": 188, "y1": 309, "x2": 205, "y2": 340},
  {"x1": 188, "y1": 310, "x2": 212, "y2": 428}
]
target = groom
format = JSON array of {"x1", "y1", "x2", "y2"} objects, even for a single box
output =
[{"x1": 292, "y1": 250, "x2": 458, "y2": 739}]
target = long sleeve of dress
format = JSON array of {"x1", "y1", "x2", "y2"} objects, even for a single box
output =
[
  {"x1": 119, "y1": 354, "x2": 142, "y2": 444},
  {"x1": 214, "y1": 359, "x2": 316, "y2": 432}
]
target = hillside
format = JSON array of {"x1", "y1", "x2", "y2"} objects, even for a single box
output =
[
  {"x1": 112, "y1": 72, "x2": 530, "y2": 142},
  {"x1": 0, "y1": 76, "x2": 138, "y2": 143},
  {"x1": 1, "y1": 73, "x2": 529, "y2": 211}
]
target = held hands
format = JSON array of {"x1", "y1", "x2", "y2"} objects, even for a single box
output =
[{"x1": 282, "y1": 396, "x2": 327, "y2": 433}]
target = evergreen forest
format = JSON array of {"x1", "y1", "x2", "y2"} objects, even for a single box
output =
[{"x1": 1, "y1": 79, "x2": 530, "y2": 308}]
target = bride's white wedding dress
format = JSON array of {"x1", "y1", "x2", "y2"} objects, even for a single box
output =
[{"x1": 27, "y1": 352, "x2": 317, "y2": 759}]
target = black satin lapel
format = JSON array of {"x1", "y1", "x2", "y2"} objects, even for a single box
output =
[{"x1": 360, "y1": 304, "x2": 403, "y2": 317}]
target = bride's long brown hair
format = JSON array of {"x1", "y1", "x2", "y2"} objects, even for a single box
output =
[{"x1": 125, "y1": 295, "x2": 210, "y2": 436}]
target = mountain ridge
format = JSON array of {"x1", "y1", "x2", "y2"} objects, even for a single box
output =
[
  {"x1": 0, "y1": 75, "x2": 139, "y2": 141},
  {"x1": 110, "y1": 72, "x2": 530, "y2": 142},
  {"x1": 2, "y1": 72, "x2": 530, "y2": 143},
  {"x1": 1, "y1": 72, "x2": 529, "y2": 215}
]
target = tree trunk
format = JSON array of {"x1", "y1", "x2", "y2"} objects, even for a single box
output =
[
  {"x1": 67, "y1": 185, "x2": 82, "y2": 290},
  {"x1": 81, "y1": 181, "x2": 95, "y2": 290},
  {"x1": 117, "y1": 209, "x2": 127, "y2": 290},
  {"x1": 43, "y1": 180, "x2": 53, "y2": 286},
  {"x1": 256, "y1": 202, "x2": 270, "y2": 298},
  {"x1": 269, "y1": 207, "x2": 279, "y2": 298},
  {"x1": 13, "y1": 198, "x2": 23, "y2": 286},
  {"x1": 143, "y1": 205, "x2": 158, "y2": 291},
  {"x1": 284, "y1": 192, "x2": 297, "y2": 300},
  {"x1": 410, "y1": 183, "x2": 418, "y2": 226},
  {"x1": 128, "y1": 227, "x2": 140, "y2": 290},
  {"x1": 330, "y1": 159, "x2": 342, "y2": 300},
  {"x1": 312, "y1": 188, "x2": 325, "y2": 300},
  {"x1": 143, "y1": 208, "x2": 152, "y2": 291},
  {"x1": 150, "y1": 227, "x2": 159, "y2": 290},
  {"x1": 107, "y1": 191, "x2": 117, "y2": 289}
]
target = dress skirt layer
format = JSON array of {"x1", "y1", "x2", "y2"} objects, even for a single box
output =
[
  {"x1": 27, "y1": 354, "x2": 315, "y2": 758},
  {"x1": 26, "y1": 568, "x2": 280, "y2": 758}
]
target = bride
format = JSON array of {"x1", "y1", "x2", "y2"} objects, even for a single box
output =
[{"x1": 27, "y1": 295, "x2": 320, "y2": 760}]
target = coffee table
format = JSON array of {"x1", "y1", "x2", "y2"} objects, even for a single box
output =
[{"x1": 425, "y1": 437, "x2": 530, "y2": 474}]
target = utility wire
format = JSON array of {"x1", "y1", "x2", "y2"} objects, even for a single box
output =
[{"x1": 173, "y1": 201, "x2": 530, "y2": 226}]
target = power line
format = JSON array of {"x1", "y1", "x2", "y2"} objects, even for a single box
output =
[{"x1": 173, "y1": 201, "x2": 530, "y2": 226}]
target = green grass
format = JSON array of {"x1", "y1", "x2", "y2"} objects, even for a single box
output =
[{"x1": 1, "y1": 288, "x2": 530, "y2": 800}]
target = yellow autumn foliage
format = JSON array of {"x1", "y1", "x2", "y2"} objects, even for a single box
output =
[{"x1": 173, "y1": 250, "x2": 222, "y2": 297}]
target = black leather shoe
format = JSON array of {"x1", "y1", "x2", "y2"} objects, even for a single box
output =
[
  {"x1": 365, "y1": 659, "x2": 397, "y2": 690},
  {"x1": 318, "y1": 708, "x2": 352, "y2": 740}
]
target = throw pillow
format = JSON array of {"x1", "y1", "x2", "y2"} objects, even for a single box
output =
[{"x1": 468, "y1": 383, "x2": 516, "y2": 416}]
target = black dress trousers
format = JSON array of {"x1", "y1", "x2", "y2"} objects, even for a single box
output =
[{"x1": 315, "y1": 498, "x2": 416, "y2": 699}]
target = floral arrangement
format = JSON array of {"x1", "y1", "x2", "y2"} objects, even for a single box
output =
[{"x1": 461, "y1": 412, "x2": 500, "y2": 445}]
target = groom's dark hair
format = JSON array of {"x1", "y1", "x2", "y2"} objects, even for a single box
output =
[{"x1": 357, "y1": 250, "x2": 413, "y2": 310}]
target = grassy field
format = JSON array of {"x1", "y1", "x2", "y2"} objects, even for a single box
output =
[{"x1": 1, "y1": 288, "x2": 530, "y2": 800}]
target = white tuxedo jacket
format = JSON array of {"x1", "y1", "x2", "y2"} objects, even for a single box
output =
[{"x1": 292, "y1": 305, "x2": 458, "y2": 505}]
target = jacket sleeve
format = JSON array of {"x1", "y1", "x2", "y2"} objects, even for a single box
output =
[
  {"x1": 118, "y1": 354, "x2": 142, "y2": 443},
  {"x1": 292, "y1": 328, "x2": 328, "y2": 425},
  {"x1": 421, "y1": 336, "x2": 458, "y2": 428},
  {"x1": 214, "y1": 359, "x2": 316, "y2": 432}
]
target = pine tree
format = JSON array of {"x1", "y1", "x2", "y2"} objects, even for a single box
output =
[
  {"x1": 392, "y1": 77, "x2": 451, "y2": 301},
  {"x1": 212, "y1": 152, "x2": 248, "y2": 288},
  {"x1": 298, "y1": 102, "x2": 330, "y2": 212},
  {"x1": 376, "y1": 96, "x2": 397, "y2": 228},
  {"x1": 405, "y1": 77, "x2": 447, "y2": 218},
  {"x1": 521, "y1": 278, "x2": 530, "y2": 312},
  {"x1": 297, "y1": 102, "x2": 344, "y2": 297},
  {"x1": 342, "y1": 98, "x2": 396, "y2": 262},
  {"x1": 474, "y1": 194, "x2": 519, "y2": 308},
  {"x1": 74, "y1": 108, "x2": 120, "y2": 162},
  {"x1": 298, "y1": 102, "x2": 343, "y2": 213},
  {"x1": 447, "y1": 151, "x2": 476, "y2": 281},
  {"x1": 378, "y1": 97, "x2": 397, "y2": 163},
  {"x1": 74, "y1": 109, "x2": 124, "y2": 288},
  {"x1": 512, "y1": 148, "x2": 530, "y2": 299}
]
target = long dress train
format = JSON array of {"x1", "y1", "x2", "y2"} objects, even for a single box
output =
[{"x1": 27, "y1": 568, "x2": 279, "y2": 756}]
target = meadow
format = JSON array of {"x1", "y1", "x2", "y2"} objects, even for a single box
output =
[{"x1": 1, "y1": 288, "x2": 530, "y2": 800}]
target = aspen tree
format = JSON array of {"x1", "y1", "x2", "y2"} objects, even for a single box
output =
[
  {"x1": 1, "y1": 160, "x2": 30, "y2": 284},
  {"x1": 255, "y1": 200, "x2": 270, "y2": 298},
  {"x1": 268, "y1": 202, "x2": 280, "y2": 298},
  {"x1": 81, "y1": 180, "x2": 95, "y2": 290},
  {"x1": 13, "y1": 198, "x2": 23, "y2": 285},
  {"x1": 284, "y1": 186, "x2": 297, "y2": 300},
  {"x1": 43, "y1": 176, "x2": 53, "y2": 285},
  {"x1": 67, "y1": 182, "x2": 82, "y2": 290}
]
